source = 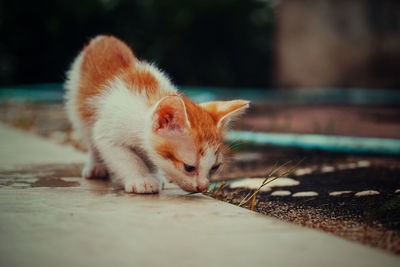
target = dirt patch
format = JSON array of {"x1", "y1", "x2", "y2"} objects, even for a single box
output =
[{"x1": 209, "y1": 160, "x2": 400, "y2": 254}]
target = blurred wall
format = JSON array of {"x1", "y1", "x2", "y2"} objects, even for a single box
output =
[
  {"x1": 275, "y1": 0, "x2": 400, "y2": 89},
  {"x1": 0, "y1": 0, "x2": 274, "y2": 88}
]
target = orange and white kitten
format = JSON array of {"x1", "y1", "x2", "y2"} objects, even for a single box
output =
[{"x1": 65, "y1": 35, "x2": 249, "y2": 193}]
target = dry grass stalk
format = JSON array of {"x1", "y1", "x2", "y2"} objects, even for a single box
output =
[{"x1": 238, "y1": 159, "x2": 304, "y2": 210}]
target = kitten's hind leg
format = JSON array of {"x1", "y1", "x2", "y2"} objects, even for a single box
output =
[{"x1": 82, "y1": 147, "x2": 108, "y2": 179}]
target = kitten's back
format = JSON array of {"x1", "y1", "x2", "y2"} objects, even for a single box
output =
[{"x1": 77, "y1": 35, "x2": 136, "y2": 122}]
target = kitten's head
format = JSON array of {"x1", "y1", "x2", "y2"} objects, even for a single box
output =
[{"x1": 149, "y1": 95, "x2": 249, "y2": 192}]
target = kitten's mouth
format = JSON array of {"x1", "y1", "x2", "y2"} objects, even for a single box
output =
[
  {"x1": 180, "y1": 185, "x2": 199, "y2": 193},
  {"x1": 179, "y1": 183, "x2": 208, "y2": 193},
  {"x1": 173, "y1": 181, "x2": 201, "y2": 193},
  {"x1": 164, "y1": 173, "x2": 208, "y2": 192}
]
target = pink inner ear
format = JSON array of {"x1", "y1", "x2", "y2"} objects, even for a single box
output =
[
  {"x1": 153, "y1": 96, "x2": 189, "y2": 135},
  {"x1": 158, "y1": 108, "x2": 174, "y2": 129}
]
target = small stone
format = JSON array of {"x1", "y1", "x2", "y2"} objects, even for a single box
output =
[
  {"x1": 337, "y1": 164, "x2": 346, "y2": 170},
  {"x1": 292, "y1": 191, "x2": 318, "y2": 197},
  {"x1": 229, "y1": 178, "x2": 271, "y2": 191},
  {"x1": 347, "y1": 163, "x2": 357, "y2": 169},
  {"x1": 355, "y1": 190, "x2": 379, "y2": 197},
  {"x1": 295, "y1": 168, "x2": 313, "y2": 176},
  {"x1": 268, "y1": 177, "x2": 300, "y2": 187},
  {"x1": 229, "y1": 177, "x2": 300, "y2": 191},
  {"x1": 329, "y1": 190, "x2": 352, "y2": 196},
  {"x1": 337, "y1": 163, "x2": 357, "y2": 170},
  {"x1": 357, "y1": 161, "x2": 371, "y2": 168},
  {"x1": 321, "y1": 166, "x2": 335, "y2": 173},
  {"x1": 271, "y1": 190, "x2": 291, "y2": 196}
]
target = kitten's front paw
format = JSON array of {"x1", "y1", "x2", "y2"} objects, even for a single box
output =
[
  {"x1": 82, "y1": 163, "x2": 108, "y2": 179},
  {"x1": 124, "y1": 176, "x2": 160, "y2": 194},
  {"x1": 155, "y1": 172, "x2": 166, "y2": 189}
]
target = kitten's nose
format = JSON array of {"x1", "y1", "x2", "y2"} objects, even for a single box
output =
[{"x1": 196, "y1": 181, "x2": 209, "y2": 192}]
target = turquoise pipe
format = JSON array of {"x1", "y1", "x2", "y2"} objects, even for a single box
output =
[{"x1": 227, "y1": 130, "x2": 400, "y2": 156}]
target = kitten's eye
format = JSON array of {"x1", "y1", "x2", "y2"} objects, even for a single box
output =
[
  {"x1": 209, "y1": 163, "x2": 221, "y2": 174},
  {"x1": 184, "y1": 163, "x2": 196, "y2": 173}
]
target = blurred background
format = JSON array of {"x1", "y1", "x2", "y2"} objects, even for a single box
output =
[
  {"x1": 0, "y1": 0, "x2": 274, "y2": 87},
  {"x1": 0, "y1": 0, "x2": 400, "y2": 140},
  {"x1": 1, "y1": 0, "x2": 399, "y2": 89}
]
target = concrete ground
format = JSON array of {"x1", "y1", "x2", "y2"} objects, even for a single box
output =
[{"x1": 0, "y1": 123, "x2": 398, "y2": 267}]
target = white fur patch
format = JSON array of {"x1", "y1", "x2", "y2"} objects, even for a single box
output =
[{"x1": 64, "y1": 52, "x2": 87, "y2": 143}]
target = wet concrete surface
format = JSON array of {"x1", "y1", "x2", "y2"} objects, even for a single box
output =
[
  {"x1": 1, "y1": 162, "x2": 399, "y2": 267},
  {"x1": 0, "y1": 122, "x2": 86, "y2": 169},
  {"x1": 0, "y1": 164, "x2": 83, "y2": 188}
]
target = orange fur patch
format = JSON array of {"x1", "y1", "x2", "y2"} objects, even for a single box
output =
[
  {"x1": 77, "y1": 35, "x2": 169, "y2": 124},
  {"x1": 120, "y1": 69, "x2": 165, "y2": 106},
  {"x1": 200, "y1": 100, "x2": 249, "y2": 127},
  {"x1": 153, "y1": 138, "x2": 182, "y2": 167},
  {"x1": 153, "y1": 96, "x2": 223, "y2": 164},
  {"x1": 77, "y1": 35, "x2": 171, "y2": 124},
  {"x1": 155, "y1": 97, "x2": 222, "y2": 161},
  {"x1": 77, "y1": 35, "x2": 136, "y2": 123},
  {"x1": 182, "y1": 96, "x2": 222, "y2": 147}
]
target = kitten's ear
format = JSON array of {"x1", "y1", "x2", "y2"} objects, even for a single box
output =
[
  {"x1": 200, "y1": 100, "x2": 250, "y2": 129},
  {"x1": 152, "y1": 96, "x2": 190, "y2": 137}
]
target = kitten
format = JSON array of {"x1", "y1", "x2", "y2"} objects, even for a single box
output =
[{"x1": 65, "y1": 35, "x2": 249, "y2": 193}]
